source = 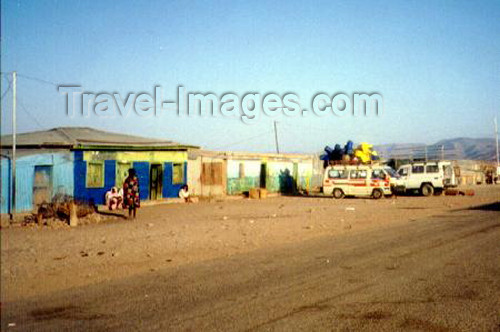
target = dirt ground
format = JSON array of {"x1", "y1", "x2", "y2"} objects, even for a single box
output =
[{"x1": 1, "y1": 185, "x2": 498, "y2": 304}]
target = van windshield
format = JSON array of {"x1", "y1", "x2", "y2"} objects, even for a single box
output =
[
  {"x1": 398, "y1": 168, "x2": 408, "y2": 176},
  {"x1": 384, "y1": 167, "x2": 399, "y2": 178}
]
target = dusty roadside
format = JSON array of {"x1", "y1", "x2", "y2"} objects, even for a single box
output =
[{"x1": 1, "y1": 185, "x2": 499, "y2": 302}]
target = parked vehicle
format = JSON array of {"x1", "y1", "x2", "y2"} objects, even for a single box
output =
[
  {"x1": 322, "y1": 164, "x2": 394, "y2": 199},
  {"x1": 394, "y1": 161, "x2": 456, "y2": 196}
]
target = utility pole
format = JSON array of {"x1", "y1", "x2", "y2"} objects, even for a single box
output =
[
  {"x1": 273, "y1": 121, "x2": 280, "y2": 154},
  {"x1": 10, "y1": 71, "x2": 16, "y2": 219}
]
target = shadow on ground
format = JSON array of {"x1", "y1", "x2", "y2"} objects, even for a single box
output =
[
  {"x1": 97, "y1": 210, "x2": 127, "y2": 219},
  {"x1": 461, "y1": 202, "x2": 500, "y2": 212}
]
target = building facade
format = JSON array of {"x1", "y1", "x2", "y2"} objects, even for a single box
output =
[
  {"x1": 1, "y1": 127, "x2": 197, "y2": 213},
  {"x1": 1, "y1": 150, "x2": 74, "y2": 213},
  {"x1": 188, "y1": 150, "x2": 317, "y2": 197}
]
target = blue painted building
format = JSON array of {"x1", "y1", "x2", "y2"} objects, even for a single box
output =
[
  {"x1": 1, "y1": 127, "x2": 197, "y2": 213},
  {"x1": 1, "y1": 151, "x2": 74, "y2": 213}
]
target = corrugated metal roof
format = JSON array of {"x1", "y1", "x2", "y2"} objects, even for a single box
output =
[{"x1": 0, "y1": 127, "x2": 199, "y2": 150}]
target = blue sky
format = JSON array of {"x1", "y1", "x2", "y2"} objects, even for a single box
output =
[{"x1": 1, "y1": 0, "x2": 499, "y2": 152}]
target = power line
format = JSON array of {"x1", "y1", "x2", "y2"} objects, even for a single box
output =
[
  {"x1": 1, "y1": 71, "x2": 60, "y2": 87},
  {"x1": 17, "y1": 99, "x2": 45, "y2": 129},
  {"x1": 1, "y1": 75, "x2": 13, "y2": 102},
  {"x1": 16, "y1": 73, "x2": 60, "y2": 87}
]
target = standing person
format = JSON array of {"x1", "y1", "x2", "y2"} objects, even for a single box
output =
[{"x1": 123, "y1": 168, "x2": 140, "y2": 218}]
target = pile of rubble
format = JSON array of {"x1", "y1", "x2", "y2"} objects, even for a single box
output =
[{"x1": 23, "y1": 194, "x2": 99, "y2": 227}]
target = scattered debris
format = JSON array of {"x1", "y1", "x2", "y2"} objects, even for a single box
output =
[
  {"x1": 386, "y1": 263, "x2": 399, "y2": 270},
  {"x1": 222, "y1": 216, "x2": 228, "y2": 221},
  {"x1": 46, "y1": 219, "x2": 70, "y2": 229},
  {"x1": 85, "y1": 213, "x2": 101, "y2": 224},
  {"x1": 23, "y1": 214, "x2": 37, "y2": 225},
  {"x1": 445, "y1": 188, "x2": 475, "y2": 196},
  {"x1": 464, "y1": 189, "x2": 475, "y2": 196},
  {"x1": 345, "y1": 207, "x2": 356, "y2": 211}
]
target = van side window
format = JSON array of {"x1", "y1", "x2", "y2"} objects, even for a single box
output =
[
  {"x1": 398, "y1": 168, "x2": 408, "y2": 176},
  {"x1": 328, "y1": 170, "x2": 340, "y2": 178},
  {"x1": 358, "y1": 170, "x2": 367, "y2": 179},
  {"x1": 328, "y1": 170, "x2": 348, "y2": 179},
  {"x1": 350, "y1": 170, "x2": 358, "y2": 179},
  {"x1": 426, "y1": 165, "x2": 439, "y2": 173},
  {"x1": 412, "y1": 165, "x2": 424, "y2": 173}
]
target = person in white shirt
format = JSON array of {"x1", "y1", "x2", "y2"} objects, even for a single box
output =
[
  {"x1": 178, "y1": 185, "x2": 191, "y2": 203},
  {"x1": 105, "y1": 186, "x2": 123, "y2": 210}
]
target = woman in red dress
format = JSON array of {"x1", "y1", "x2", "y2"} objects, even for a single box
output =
[{"x1": 123, "y1": 168, "x2": 140, "y2": 218}]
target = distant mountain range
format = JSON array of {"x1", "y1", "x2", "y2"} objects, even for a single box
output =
[{"x1": 375, "y1": 137, "x2": 498, "y2": 161}]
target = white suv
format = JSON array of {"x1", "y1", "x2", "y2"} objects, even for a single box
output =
[{"x1": 395, "y1": 161, "x2": 456, "y2": 196}]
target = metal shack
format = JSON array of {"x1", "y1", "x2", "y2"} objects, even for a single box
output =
[{"x1": 188, "y1": 150, "x2": 316, "y2": 198}]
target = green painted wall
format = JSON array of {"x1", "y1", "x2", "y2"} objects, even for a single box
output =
[{"x1": 227, "y1": 176, "x2": 260, "y2": 195}]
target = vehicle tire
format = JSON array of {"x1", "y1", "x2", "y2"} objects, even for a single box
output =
[
  {"x1": 372, "y1": 189, "x2": 383, "y2": 199},
  {"x1": 333, "y1": 188, "x2": 345, "y2": 199},
  {"x1": 420, "y1": 183, "x2": 434, "y2": 197}
]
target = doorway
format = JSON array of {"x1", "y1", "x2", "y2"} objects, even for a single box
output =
[
  {"x1": 33, "y1": 165, "x2": 53, "y2": 208},
  {"x1": 149, "y1": 164, "x2": 163, "y2": 200},
  {"x1": 260, "y1": 163, "x2": 267, "y2": 188}
]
